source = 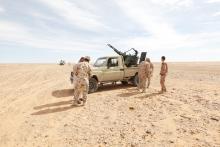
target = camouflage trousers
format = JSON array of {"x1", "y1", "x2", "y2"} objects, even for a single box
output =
[
  {"x1": 160, "y1": 75, "x2": 166, "y2": 92},
  {"x1": 147, "y1": 76, "x2": 151, "y2": 88},
  {"x1": 74, "y1": 78, "x2": 89, "y2": 104},
  {"x1": 138, "y1": 74, "x2": 148, "y2": 92}
]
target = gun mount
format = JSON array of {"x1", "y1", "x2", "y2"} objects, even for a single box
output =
[{"x1": 107, "y1": 44, "x2": 139, "y2": 67}]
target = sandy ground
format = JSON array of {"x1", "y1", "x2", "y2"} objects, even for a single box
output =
[{"x1": 0, "y1": 63, "x2": 220, "y2": 147}]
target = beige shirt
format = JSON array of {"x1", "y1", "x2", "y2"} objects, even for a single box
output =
[{"x1": 160, "y1": 62, "x2": 168, "y2": 75}]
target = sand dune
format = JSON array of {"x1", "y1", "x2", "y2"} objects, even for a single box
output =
[{"x1": 0, "y1": 63, "x2": 220, "y2": 146}]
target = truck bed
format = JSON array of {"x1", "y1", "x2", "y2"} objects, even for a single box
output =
[{"x1": 124, "y1": 66, "x2": 138, "y2": 79}]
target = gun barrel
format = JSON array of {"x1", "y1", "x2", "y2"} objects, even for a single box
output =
[
  {"x1": 107, "y1": 44, "x2": 124, "y2": 56},
  {"x1": 107, "y1": 44, "x2": 139, "y2": 67},
  {"x1": 132, "y1": 48, "x2": 138, "y2": 55}
]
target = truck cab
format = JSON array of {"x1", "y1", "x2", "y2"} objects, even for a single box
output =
[
  {"x1": 89, "y1": 55, "x2": 139, "y2": 93},
  {"x1": 93, "y1": 56, "x2": 124, "y2": 81}
]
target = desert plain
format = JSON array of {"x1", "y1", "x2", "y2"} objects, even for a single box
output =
[{"x1": 0, "y1": 62, "x2": 220, "y2": 147}]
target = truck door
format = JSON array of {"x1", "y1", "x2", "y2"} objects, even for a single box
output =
[
  {"x1": 139, "y1": 52, "x2": 147, "y2": 63},
  {"x1": 102, "y1": 57, "x2": 124, "y2": 81}
]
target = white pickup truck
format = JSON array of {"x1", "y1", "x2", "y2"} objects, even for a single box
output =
[{"x1": 89, "y1": 55, "x2": 139, "y2": 93}]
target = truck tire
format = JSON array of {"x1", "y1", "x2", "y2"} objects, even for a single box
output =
[
  {"x1": 121, "y1": 81, "x2": 128, "y2": 85},
  {"x1": 132, "y1": 74, "x2": 139, "y2": 87},
  {"x1": 89, "y1": 78, "x2": 98, "y2": 93}
]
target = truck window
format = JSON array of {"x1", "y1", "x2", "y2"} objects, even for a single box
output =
[
  {"x1": 107, "y1": 58, "x2": 119, "y2": 67},
  {"x1": 94, "y1": 57, "x2": 107, "y2": 67}
]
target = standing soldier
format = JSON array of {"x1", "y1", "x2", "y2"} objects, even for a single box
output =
[
  {"x1": 138, "y1": 58, "x2": 150, "y2": 93},
  {"x1": 71, "y1": 57, "x2": 85, "y2": 89},
  {"x1": 160, "y1": 56, "x2": 168, "y2": 93},
  {"x1": 146, "y1": 58, "x2": 154, "y2": 88},
  {"x1": 73, "y1": 56, "x2": 91, "y2": 106}
]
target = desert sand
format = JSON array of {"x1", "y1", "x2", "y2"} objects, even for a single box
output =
[{"x1": 0, "y1": 63, "x2": 220, "y2": 147}]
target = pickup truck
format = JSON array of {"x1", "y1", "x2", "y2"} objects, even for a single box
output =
[{"x1": 89, "y1": 55, "x2": 139, "y2": 93}]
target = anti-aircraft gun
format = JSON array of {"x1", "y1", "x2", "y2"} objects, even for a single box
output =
[
  {"x1": 107, "y1": 44, "x2": 148, "y2": 67},
  {"x1": 107, "y1": 44, "x2": 139, "y2": 67}
]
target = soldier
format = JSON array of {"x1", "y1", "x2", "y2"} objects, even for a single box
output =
[
  {"x1": 73, "y1": 56, "x2": 91, "y2": 106},
  {"x1": 138, "y1": 58, "x2": 150, "y2": 93},
  {"x1": 146, "y1": 58, "x2": 154, "y2": 88},
  {"x1": 72, "y1": 57, "x2": 85, "y2": 88},
  {"x1": 160, "y1": 56, "x2": 168, "y2": 93}
]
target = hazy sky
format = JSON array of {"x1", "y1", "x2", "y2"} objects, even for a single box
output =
[{"x1": 0, "y1": 0, "x2": 220, "y2": 63}]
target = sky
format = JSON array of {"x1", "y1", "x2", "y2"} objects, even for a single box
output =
[{"x1": 0, "y1": 0, "x2": 220, "y2": 63}]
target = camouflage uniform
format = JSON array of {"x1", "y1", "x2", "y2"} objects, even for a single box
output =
[
  {"x1": 72, "y1": 57, "x2": 85, "y2": 88},
  {"x1": 72, "y1": 64, "x2": 78, "y2": 89},
  {"x1": 160, "y1": 62, "x2": 168, "y2": 92},
  {"x1": 147, "y1": 62, "x2": 154, "y2": 88},
  {"x1": 138, "y1": 61, "x2": 150, "y2": 92},
  {"x1": 73, "y1": 61, "x2": 91, "y2": 105}
]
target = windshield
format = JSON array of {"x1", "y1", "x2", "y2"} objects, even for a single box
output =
[{"x1": 94, "y1": 57, "x2": 107, "y2": 67}]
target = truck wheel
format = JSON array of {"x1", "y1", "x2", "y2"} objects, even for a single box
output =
[
  {"x1": 89, "y1": 78, "x2": 98, "y2": 93},
  {"x1": 121, "y1": 81, "x2": 128, "y2": 85},
  {"x1": 132, "y1": 74, "x2": 139, "y2": 86}
]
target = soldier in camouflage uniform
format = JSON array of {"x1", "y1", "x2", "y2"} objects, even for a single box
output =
[
  {"x1": 145, "y1": 58, "x2": 154, "y2": 88},
  {"x1": 138, "y1": 59, "x2": 150, "y2": 93},
  {"x1": 72, "y1": 57, "x2": 85, "y2": 89},
  {"x1": 73, "y1": 56, "x2": 91, "y2": 106}
]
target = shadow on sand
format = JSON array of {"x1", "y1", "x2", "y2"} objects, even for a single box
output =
[
  {"x1": 31, "y1": 100, "x2": 81, "y2": 115},
  {"x1": 52, "y1": 89, "x2": 74, "y2": 98},
  {"x1": 117, "y1": 88, "x2": 163, "y2": 98},
  {"x1": 33, "y1": 100, "x2": 73, "y2": 110},
  {"x1": 117, "y1": 91, "x2": 140, "y2": 97},
  {"x1": 137, "y1": 92, "x2": 162, "y2": 99},
  {"x1": 34, "y1": 84, "x2": 134, "y2": 115},
  {"x1": 52, "y1": 84, "x2": 132, "y2": 98},
  {"x1": 96, "y1": 84, "x2": 133, "y2": 93}
]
